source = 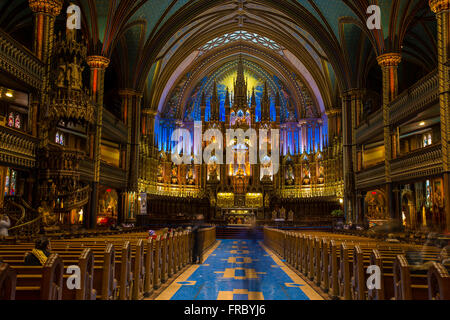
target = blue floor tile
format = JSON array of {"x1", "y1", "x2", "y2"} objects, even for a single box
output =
[{"x1": 170, "y1": 240, "x2": 311, "y2": 300}]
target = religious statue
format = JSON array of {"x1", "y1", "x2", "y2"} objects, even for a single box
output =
[
  {"x1": 285, "y1": 164, "x2": 294, "y2": 185},
  {"x1": 272, "y1": 210, "x2": 277, "y2": 220},
  {"x1": 68, "y1": 57, "x2": 84, "y2": 90},
  {"x1": 318, "y1": 165, "x2": 325, "y2": 184},
  {"x1": 302, "y1": 165, "x2": 310, "y2": 185},
  {"x1": 288, "y1": 210, "x2": 294, "y2": 221},
  {"x1": 208, "y1": 162, "x2": 218, "y2": 181},
  {"x1": 157, "y1": 163, "x2": 164, "y2": 183},
  {"x1": 264, "y1": 194, "x2": 270, "y2": 208},
  {"x1": 56, "y1": 58, "x2": 66, "y2": 88},
  {"x1": 186, "y1": 166, "x2": 195, "y2": 185},
  {"x1": 280, "y1": 207, "x2": 286, "y2": 220},
  {"x1": 171, "y1": 164, "x2": 178, "y2": 184},
  {"x1": 39, "y1": 202, "x2": 58, "y2": 227}
]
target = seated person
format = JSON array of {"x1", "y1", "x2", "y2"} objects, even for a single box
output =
[{"x1": 24, "y1": 237, "x2": 52, "y2": 266}]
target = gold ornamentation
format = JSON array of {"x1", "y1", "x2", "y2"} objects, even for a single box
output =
[
  {"x1": 28, "y1": 0, "x2": 63, "y2": 16},
  {"x1": 377, "y1": 53, "x2": 402, "y2": 68},
  {"x1": 50, "y1": 30, "x2": 94, "y2": 123},
  {"x1": 429, "y1": 0, "x2": 450, "y2": 13},
  {"x1": 86, "y1": 55, "x2": 110, "y2": 69}
]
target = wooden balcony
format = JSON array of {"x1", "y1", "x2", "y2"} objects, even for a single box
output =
[
  {"x1": 389, "y1": 70, "x2": 439, "y2": 125},
  {"x1": 0, "y1": 125, "x2": 37, "y2": 168},
  {"x1": 79, "y1": 159, "x2": 127, "y2": 188},
  {"x1": 356, "y1": 144, "x2": 443, "y2": 189},
  {"x1": 0, "y1": 29, "x2": 44, "y2": 89},
  {"x1": 390, "y1": 143, "x2": 442, "y2": 182},
  {"x1": 38, "y1": 144, "x2": 84, "y2": 180},
  {"x1": 356, "y1": 69, "x2": 439, "y2": 145},
  {"x1": 355, "y1": 162, "x2": 385, "y2": 190}
]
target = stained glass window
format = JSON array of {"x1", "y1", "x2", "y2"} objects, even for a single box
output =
[
  {"x1": 10, "y1": 170, "x2": 16, "y2": 195},
  {"x1": 4, "y1": 168, "x2": 10, "y2": 196},
  {"x1": 7, "y1": 113, "x2": 22, "y2": 129},
  {"x1": 14, "y1": 114, "x2": 21, "y2": 129},
  {"x1": 423, "y1": 133, "x2": 432, "y2": 147},
  {"x1": 7, "y1": 113, "x2": 13, "y2": 127},
  {"x1": 56, "y1": 132, "x2": 65, "y2": 145},
  {"x1": 4, "y1": 168, "x2": 17, "y2": 196}
]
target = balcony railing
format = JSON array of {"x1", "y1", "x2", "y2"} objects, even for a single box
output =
[
  {"x1": 356, "y1": 162, "x2": 385, "y2": 189},
  {"x1": 0, "y1": 29, "x2": 44, "y2": 89},
  {"x1": 356, "y1": 69, "x2": 439, "y2": 145},
  {"x1": 53, "y1": 185, "x2": 90, "y2": 213},
  {"x1": 0, "y1": 125, "x2": 37, "y2": 168},
  {"x1": 389, "y1": 70, "x2": 439, "y2": 125},
  {"x1": 356, "y1": 144, "x2": 443, "y2": 189},
  {"x1": 390, "y1": 143, "x2": 442, "y2": 182}
]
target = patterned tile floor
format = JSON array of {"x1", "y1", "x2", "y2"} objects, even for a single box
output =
[{"x1": 156, "y1": 239, "x2": 323, "y2": 300}]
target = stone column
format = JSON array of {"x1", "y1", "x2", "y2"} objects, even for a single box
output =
[
  {"x1": 430, "y1": 0, "x2": 450, "y2": 232},
  {"x1": 86, "y1": 55, "x2": 110, "y2": 229},
  {"x1": 119, "y1": 89, "x2": 143, "y2": 222},
  {"x1": 377, "y1": 53, "x2": 402, "y2": 219},
  {"x1": 341, "y1": 90, "x2": 363, "y2": 223}
]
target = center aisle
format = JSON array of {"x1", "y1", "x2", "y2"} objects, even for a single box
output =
[{"x1": 156, "y1": 239, "x2": 324, "y2": 300}]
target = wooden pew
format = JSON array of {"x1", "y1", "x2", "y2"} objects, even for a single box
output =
[
  {"x1": 1, "y1": 248, "x2": 98, "y2": 300},
  {"x1": 13, "y1": 253, "x2": 64, "y2": 300},
  {"x1": 153, "y1": 235, "x2": 162, "y2": 289},
  {"x1": 132, "y1": 239, "x2": 145, "y2": 300},
  {"x1": 393, "y1": 254, "x2": 429, "y2": 300},
  {"x1": 427, "y1": 262, "x2": 450, "y2": 300},
  {"x1": 143, "y1": 238, "x2": 154, "y2": 297},
  {"x1": 63, "y1": 248, "x2": 96, "y2": 300},
  {"x1": 0, "y1": 263, "x2": 16, "y2": 300}
]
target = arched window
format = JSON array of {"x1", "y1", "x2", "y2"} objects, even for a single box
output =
[
  {"x1": 14, "y1": 114, "x2": 21, "y2": 129},
  {"x1": 423, "y1": 133, "x2": 432, "y2": 147},
  {"x1": 7, "y1": 112, "x2": 22, "y2": 129},
  {"x1": 7, "y1": 113, "x2": 14, "y2": 127},
  {"x1": 55, "y1": 132, "x2": 65, "y2": 146},
  {"x1": 4, "y1": 168, "x2": 17, "y2": 196}
]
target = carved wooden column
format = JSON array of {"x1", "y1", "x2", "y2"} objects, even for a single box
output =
[
  {"x1": 430, "y1": 0, "x2": 450, "y2": 232},
  {"x1": 86, "y1": 55, "x2": 110, "y2": 229},
  {"x1": 119, "y1": 89, "x2": 142, "y2": 222},
  {"x1": 29, "y1": 0, "x2": 62, "y2": 62},
  {"x1": 377, "y1": 53, "x2": 402, "y2": 219},
  {"x1": 341, "y1": 90, "x2": 363, "y2": 223}
]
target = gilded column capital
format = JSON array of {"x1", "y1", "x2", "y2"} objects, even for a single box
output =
[
  {"x1": 341, "y1": 89, "x2": 365, "y2": 99},
  {"x1": 142, "y1": 109, "x2": 158, "y2": 117},
  {"x1": 325, "y1": 108, "x2": 342, "y2": 116},
  {"x1": 377, "y1": 53, "x2": 402, "y2": 68},
  {"x1": 118, "y1": 89, "x2": 143, "y2": 98},
  {"x1": 29, "y1": 0, "x2": 63, "y2": 16},
  {"x1": 86, "y1": 55, "x2": 110, "y2": 69},
  {"x1": 429, "y1": 0, "x2": 450, "y2": 13}
]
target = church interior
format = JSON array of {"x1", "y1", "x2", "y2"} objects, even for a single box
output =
[{"x1": 0, "y1": 0, "x2": 449, "y2": 302}]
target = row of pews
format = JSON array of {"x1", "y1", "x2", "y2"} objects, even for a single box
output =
[
  {"x1": 0, "y1": 227, "x2": 216, "y2": 300},
  {"x1": 263, "y1": 228, "x2": 450, "y2": 300}
]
